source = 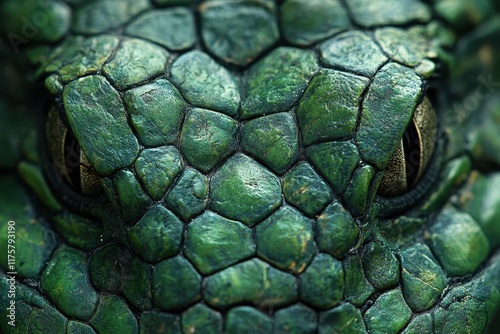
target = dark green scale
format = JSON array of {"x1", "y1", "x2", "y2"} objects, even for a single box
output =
[{"x1": 1, "y1": 0, "x2": 500, "y2": 333}]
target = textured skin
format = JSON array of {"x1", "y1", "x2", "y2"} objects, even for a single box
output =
[{"x1": 1, "y1": 0, "x2": 500, "y2": 333}]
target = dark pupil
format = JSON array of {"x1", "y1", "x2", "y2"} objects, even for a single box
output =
[
  {"x1": 64, "y1": 131, "x2": 82, "y2": 192},
  {"x1": 403, "y1": 121, "x2": 421, "y2": 187}
]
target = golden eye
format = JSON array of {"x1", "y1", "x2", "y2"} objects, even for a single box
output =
[
  {"x1": 46, "y1": 106, "x2": 102, "y2": 196},
  {"x1": 377, "y1": 97, "x2": 437, "y2": 197}
]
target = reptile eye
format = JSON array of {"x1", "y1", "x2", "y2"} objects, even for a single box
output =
[
  {"x1": 46, "y1": 106, "x2": 102, "y2": 196},
  {"x1": 377, "y1": 97, "x2": 437, "y2": 197}
]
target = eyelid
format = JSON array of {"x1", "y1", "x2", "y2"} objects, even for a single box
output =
[
  {"x1": 46, "y1": 105, "x2": 102, "y2": 196},
  {"x1": 47, "y1": 105, "x2": 72, "y2": 186},
  {"x1": 377, "y1": 96, "x2": 437, "y2": 198},
  {"x1": 411, "y1": 97, "x2": 437, "y2": 186}
]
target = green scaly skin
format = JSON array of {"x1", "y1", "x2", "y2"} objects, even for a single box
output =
[{"x1": 1, "y1": 0, "x2": 500, "y2": 333}]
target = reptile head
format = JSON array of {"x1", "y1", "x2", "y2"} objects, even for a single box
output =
[{"x1": 1, "y1": 0, "x2": 500, "y2": 333}]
